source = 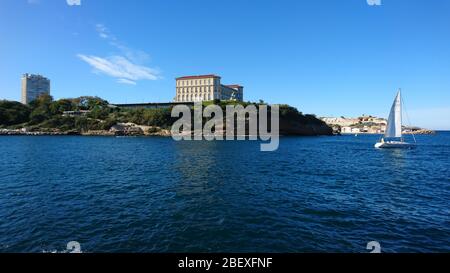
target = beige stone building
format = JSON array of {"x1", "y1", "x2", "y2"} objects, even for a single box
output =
[
  {"x1": 21, "y1": 74, "x2": 51, "y2": 104},
  {"x1": 175, "y1": 74, "x2": 243, "y2": 102},
  {"x1": 322, "y1": 115, "x2": 388, "y2": 134}
]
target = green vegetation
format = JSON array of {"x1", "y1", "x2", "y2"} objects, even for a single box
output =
[
  {"x1": 0, "y1": 96, "x2": 332, "y2": 135},
  {"x1": 202, "y1": 101, "x2": 327, "y2": 126},
  {"x1": 278, "y1": 104, "x2": 325, "y2": 126},
  {"x1": 0, "y1": 95, "x2": 177, "y2": 133},
  {"x1": 0, "y1": 100, "x2": 31, "y2": 126},
  {"x1": 1, "y1": 95, "x2": 110, "y2": 132}
]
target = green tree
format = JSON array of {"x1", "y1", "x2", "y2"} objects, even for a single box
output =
[
  {"x1": 75, "y1": 96, "x2": 109, "y2": 110},
  {"x1": 28, "y1": 95, "x2": 53, "y2": 125},
  {"x1": 88, "y1": 105, "x2": 111, "y2": 120},
  {"x1": 50, "y1": 99, "x2": 75, "y2": 115},
  {"x1": 29, "y1": 108, "x2": 50, "y2": 125},
  {"x1": 75, "y1": 117, "x2": 89, "y2": 132},
  {"x1": 102, "y1": 117, "x2": 117, "y2": 130},
  {"x1": 29, "y1": 94, "x2": 53, "y2": 109},
  {"x1": 0, "y1": 100, "x2": 31, "y2": 126}
]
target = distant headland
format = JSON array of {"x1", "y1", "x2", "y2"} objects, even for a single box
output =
[{"x1": 321, "y1": 115, "x2": 435, "y2": 135}]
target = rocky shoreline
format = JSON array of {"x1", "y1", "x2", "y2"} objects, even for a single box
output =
[
  {"x1": 1, "y1": 123, "x2": 332, "y2": 137},
  {"x1": 0, "y1": 129, "x2": 69, "y2": 136},
  {"x1": 2, "y1": 127, "x2": 434, "y2": 137},
  {"x1": 0, "y1": 127, "x2": 171, "y2": 137},
  {"x1": 403, "y1": 129, "x2": 436, "y2": 135}
]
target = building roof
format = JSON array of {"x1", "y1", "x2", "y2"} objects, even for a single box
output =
[
  {"x1": 113, "y1": 102, "x2": 194, "y2": 108},
  {"x1": 22, "y1": 73, "x2": 49, "y2": 80},
  {"x1": 224, "y1": 84, "x2": 243, "y2": 89},
  {"x1": 176, "y1": 74, "x2": 221, "y2": 80}
]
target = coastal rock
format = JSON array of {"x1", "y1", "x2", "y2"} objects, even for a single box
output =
[
  {"x1": 403, "y1": 129, "x2": 436, "y2": 135},
  {"x1": 110, "y1": 123, "x2": 144, "y2": 136},
  {"x1": 0, "y1": 129, "x2": 67, "y2": 136},
  {"x1": 146, "y1": 128, "x2": 171, "y2": 137},
  {"x1": 82, "y1": 130, "x2": 115, "y2": 136}
]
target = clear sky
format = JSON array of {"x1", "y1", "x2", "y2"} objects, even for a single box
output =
[{"x1": 0, "y1": 0, "x2": 449, "y2": 129}]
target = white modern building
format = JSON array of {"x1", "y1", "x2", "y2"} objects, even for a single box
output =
[
  {"x1": 21, "y1": 74, "x2": 51, "y2": 104},
  {"x1": 175, "y1": 74, "x2": 244, "y2": 102}
]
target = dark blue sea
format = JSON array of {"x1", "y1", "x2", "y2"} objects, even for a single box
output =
[{"x1": 0, "y1": 133, "x2": 449, "y2": 253}]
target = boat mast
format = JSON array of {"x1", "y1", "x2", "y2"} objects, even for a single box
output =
[{"x1": 399, "y1": 88, "x2": 403, "y2": 142}]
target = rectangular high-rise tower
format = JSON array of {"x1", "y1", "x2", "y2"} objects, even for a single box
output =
[{"x1": 21, "y1": 74, "x2": 51, "y2": 104}]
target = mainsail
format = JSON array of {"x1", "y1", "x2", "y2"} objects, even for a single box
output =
[{"x1": 384, "y1": 90, "x2": 402, "y2": 138}]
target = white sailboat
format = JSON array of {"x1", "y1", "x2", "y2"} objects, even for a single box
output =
[{"x1": 375, "y1": 90, "x2": 416, "y2": 149}]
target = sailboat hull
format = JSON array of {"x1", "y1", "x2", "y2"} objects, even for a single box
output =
[{"x1": 375, "y1": 141, "x2": 415, "y2": 149}]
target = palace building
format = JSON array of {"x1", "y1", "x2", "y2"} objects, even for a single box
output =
[{"x1": 175, "y1": 75, "x2": 244, "y2": 102}]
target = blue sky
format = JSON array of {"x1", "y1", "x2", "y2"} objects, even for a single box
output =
[{"x1": 0, "y1": 0, "x2": 449, "y2": 129}]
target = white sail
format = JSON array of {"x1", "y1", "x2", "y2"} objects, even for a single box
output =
[{"x1": 384, "y1": 90, "x2": 402, "y2": 138}]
